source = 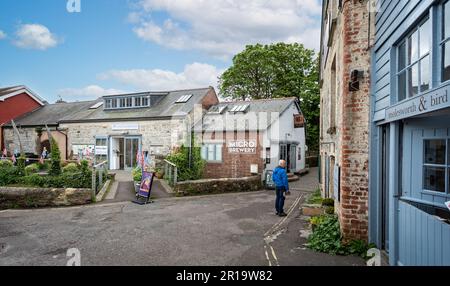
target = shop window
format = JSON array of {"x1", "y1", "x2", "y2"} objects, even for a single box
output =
[
  {"x1": 442, "y1": 1, "x2": 450, "y2": 82},
  {"x1": 201, "y1": 144, "x2": 222, "y2": 162},
  {"x1": 397, "y1": 17, "x2": 431, "y2": 101},
  {"x1": 423, "y1": 139, "x2": 447, "y2": 193}
]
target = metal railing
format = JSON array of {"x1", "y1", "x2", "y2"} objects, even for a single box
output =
[
  {"x1": 164, "y1": 159, "x2": 178, "y2": 187},
  {"x1": 92, "y1": 161, "x2": 108, "y2": 198}
]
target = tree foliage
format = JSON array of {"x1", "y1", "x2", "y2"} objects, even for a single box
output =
[{"x1": 219, "y1": 43, "x2": 320, "y2": 152}]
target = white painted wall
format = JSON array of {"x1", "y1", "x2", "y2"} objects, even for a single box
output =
[{"x1": 263, "y1": 103, "x2": 306, "y2": 173}]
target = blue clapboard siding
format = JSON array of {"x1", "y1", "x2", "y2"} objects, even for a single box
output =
[
  {"x1": 398, "y1": 201, "x2": 450, "y2": 266},
  {"x1": 373, "y1": 0, "x2": 435, "y2": 122}
]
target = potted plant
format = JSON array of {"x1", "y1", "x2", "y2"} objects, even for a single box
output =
[{"x1": 132, "y1": 167, "x2": 142, "y2": 194}]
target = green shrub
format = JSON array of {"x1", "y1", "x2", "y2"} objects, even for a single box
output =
[
  {"x1": 63, "y1": 163, "x2": 79, "y2": 173},
  {"x1": 0, "y1": 160, "x2": 13, "y2": 168},
  {"x1": 49, "y1": 138, "x2": 62, "y2": 176},
  {"x1": 25, "y1": 164, "x2": 39, "y2": 175},
  {"x1": 307, "y1": 215, "x2": 344, "y2": 255},
  {"x1": 165, "y1": 136, "x2": 205, "y2": 182},
  {"x1": 132, "y1": 167, "x2": 142, "y2": 182},
  {"x1": 21, "y1": 174, "x2": 45, "y2": 187},
  {"x1": 307, "y1": 215, "x2": 373, "y2": 258},
  {"x1": 322, "y1": 198, "x2": 335, "y2": 207},
  {"x1": 325, "y1": 206, "x2": 335, "y2": 215},
  {"x1": 17, "y1": 156, "x2": 26, "y2": 176},
  {"x1": 0, "y1": 165, "x2": 19, "y2": 186},
  {"x1": 37, "y1": 162, "x2": 49, "y2": 171},
  {"x1": 310, "y1": 215, "x2": 327, "y2": 231}
]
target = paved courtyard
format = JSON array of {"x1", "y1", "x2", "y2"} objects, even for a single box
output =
[{"x1": 0, "y1": 168, "x2": 365, "y2": 266}]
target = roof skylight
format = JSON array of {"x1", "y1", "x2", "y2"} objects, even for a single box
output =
[{"x1": 175, "y1": 94, "x2": 193, "y2": 103}]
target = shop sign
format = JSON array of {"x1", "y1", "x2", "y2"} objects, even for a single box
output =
[
  {"x1": 112, "y1": 123, "x2": 139, "y2": 131},
  {"x1": 95, "y1": 146, "x2": 108, "y2": 156},
  {"x1": 294, "y1": 114, "x2": 305, "y2": 128},
  {"x1": 385, "y1": 87, "x2": 449, "y2": 123},
  {"x1": 228, "y1": 140, "x2": 257, "y2": 154}
]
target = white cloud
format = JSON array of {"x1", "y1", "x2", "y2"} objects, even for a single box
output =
[
  {"x1": 130, "y1": 0, "x2": 321, "y2": 59},
  {"x1": 98, "y1": 62, "x2": 224, "y2": 91},
  {"x1": 14, "y1": 24, "x2": 59, "y2": 50},
  {"x1": 0, "y1": 30, "x2": 6, "y2": 40},
  {"x1": 57, "y1": 85, "x2": 126, "y2": 101}
]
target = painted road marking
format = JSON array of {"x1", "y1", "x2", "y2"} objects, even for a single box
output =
[{"x1": 263, "y1": 192, "x2": 304, "y2": 266}]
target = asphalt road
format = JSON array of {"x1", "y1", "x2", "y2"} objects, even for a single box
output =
[{"x1": 0, "y1": 169, "x2": 364, "y2": 266}]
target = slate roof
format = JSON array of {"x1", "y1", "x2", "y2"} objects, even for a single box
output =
[
  {"x1": 6, "y1": 87, "x2": 215, "y2": 127},
  {"x1": 198, "y1": 97, "x2": 301, "y2": 132}
]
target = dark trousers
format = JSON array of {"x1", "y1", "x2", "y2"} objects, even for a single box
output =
[{"x1": 275, "y1": 187, "x2": 286, "y2": 214}]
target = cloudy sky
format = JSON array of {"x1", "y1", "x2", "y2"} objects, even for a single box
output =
[{"x1": 0, "y1": 0, "x2": 321, "y2": 103}]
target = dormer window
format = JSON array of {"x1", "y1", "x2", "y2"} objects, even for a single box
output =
[{"x1": 104, "y1": 94, "x2": 151, "y2": 110}]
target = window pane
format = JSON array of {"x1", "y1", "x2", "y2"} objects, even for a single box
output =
[
  {"x1": 112, "y1": 99, "x2": 117, "y2": 108},
  {"x1": 425, "y1": 140, "x2": 446, "y2": 165},
  {"x1": 135, "y1": 97, "x2": 141, "y2": 107},
  {"x1": 408, "y1": 30, "x2": 418, "y2": 64},
  {"x1": 408, "y1": 64, "x2": 419, "y2": 98},
  {"x1": 215, "y1": 145, "x2": 222, "y2": 162},
  {"x1": 120, "y1": 98, "x2": 125, "y2": 107},
  {"x1": 126, "y1": 97, "x2": 133, "y2": 107},
  {"x1": 445, "y1": 2, "x2": 450, "y2": 39},
  {"x1": 201, "y1": 146, "x2": 207, "y2": 160},
  {"x1": 424, "y1": 167, "x2": 446, "y2": 193},
  {"x1": 420, "y1": 55, "x2": 430, "y2": 92},
  {"x1": 420, "y1": 19, "x2": 430, "y2": 57},
  {"x1": 208, "y1": 145, "x2": 215, "y2": 161},
  {"x1": 443, "y1": 42, "x2": 450, "y2": 82},
  {"x1": 398, "y1": 42, "x2": 407, "y2": 71},
  {"x1": 398, "y1": 71, "x2": 407, "y2": 101}
]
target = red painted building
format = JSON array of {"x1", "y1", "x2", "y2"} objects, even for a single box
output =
[{"x1": 0, "y1": 86, "x2": 45, "y2": 150}]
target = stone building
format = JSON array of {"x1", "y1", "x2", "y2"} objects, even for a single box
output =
[
  {"x1": 319, "y1": 0, "x2": 375, "y2": 241},
  {"x1": 3, "y1": 87, "x2": 219, "y2": 168}
]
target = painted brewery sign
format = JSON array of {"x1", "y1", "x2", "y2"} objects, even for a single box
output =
[
  {"x1": 385, "y1": 87, "x2": 449, "y2": 123},
  {"x1": 228, "y1": 140, "x2": 257, "y2": 154}
]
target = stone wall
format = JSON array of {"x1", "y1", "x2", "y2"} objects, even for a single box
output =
[
  {"x1": 3, "y1": 128, "x2": 68, "y2": 160},
  {"x1": 174, "y1": 175, "x2": 262, "y2": 196},
  {"x1": 60, "y1": 119, "x2": 187, "y2": 158},
  {"x1": 0, "y1": 187, "x2": 92, "y2": 210}
]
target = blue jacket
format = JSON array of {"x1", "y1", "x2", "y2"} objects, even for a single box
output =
[{"x1": 272, "y1": 166, "x2": 289, "y2": 191}]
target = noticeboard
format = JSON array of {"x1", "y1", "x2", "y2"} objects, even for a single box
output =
[{"x1": 265, "y1": 170, "x2": 276, "y2": 190}]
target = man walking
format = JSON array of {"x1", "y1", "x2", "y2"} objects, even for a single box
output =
[{"x1": 272, "y1": 160, "x2": 290, "y2": 217}]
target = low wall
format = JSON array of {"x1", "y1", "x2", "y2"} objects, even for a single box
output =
[
  {"x1": 0, "y1": 187, "x2": 92, "y2": 210},
  {"x1": 174, "y1": 175, "x2": 262, "y2": 196}
]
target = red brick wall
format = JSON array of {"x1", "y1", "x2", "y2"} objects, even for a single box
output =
[
  {"x1": 337, "y1": 0, "x2": 373, "y2": 241},
  {"x1": 201, "y1": 88, "x2": 220, "y2": 110},
  {"x1": 0, "y1": 92, "x2": 42, "y2": 124},
  {"x1": 201, "y1": 131, "x2": 265, "y2": 179}
]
